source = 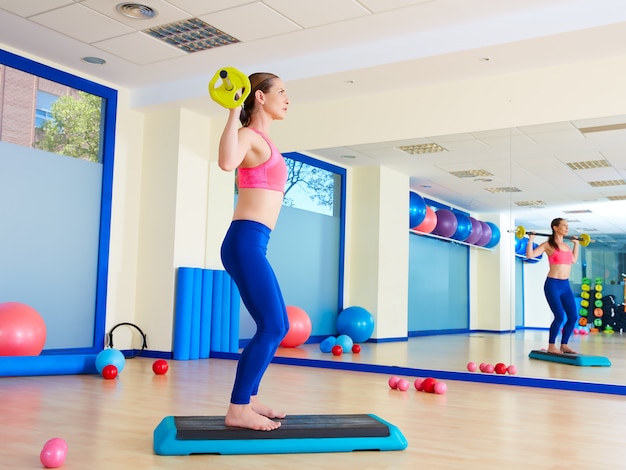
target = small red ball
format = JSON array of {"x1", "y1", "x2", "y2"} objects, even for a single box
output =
[
  {"x1": 421, "y1": 377, "x2": 437, "y2": 393},
  {"x1": 152, "y1": 359, "x2": 169, "y2": 375},
  {"x1": 331, "y1": 345, "x2": 343, "y2": 356},
  {"x1": 494, "y1": 363, "x2": 508, "y2": 375},
  {"x1": 102, "y1": 364, "x2": 117, "y2": 380},
  {"x1": 351, "y1": 344, "x2": 361, "y2": 353}
]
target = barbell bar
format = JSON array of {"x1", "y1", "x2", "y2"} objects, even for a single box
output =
[
  {"x1": 208, "y1": 67, "x2": 251, "y2": 109},
  {"x1": 507, "y1": 225, "x2": 592, "y2": 247}
]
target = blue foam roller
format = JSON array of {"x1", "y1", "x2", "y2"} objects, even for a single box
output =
[
  {"x1": 229, "y1": 277, "x2": 240, "y2": 353},
  {"x1": 173, "y1": 267, "x2": 194, "y2": 360},
  {"x1": 199, "y1": 270, "x2": 213, "y2": 359},
  {"x1": 210, "y1": 271, "x2": 223, "y2": 352},
  {"x1": 189, "y1": 268, "x2": 202, "y2": 360},
  {"x1": 0, "y1": 354, "x2": 98, "y2": 377}
]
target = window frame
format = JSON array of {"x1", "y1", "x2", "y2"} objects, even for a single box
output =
[{"x1": 1, "y1": 49, "x2": 117, "y2": 353}]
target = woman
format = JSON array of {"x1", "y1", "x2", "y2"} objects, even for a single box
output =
[
  {"x1": 526, "y1": 218, "x2": 579, "y2": 354},
  {"x1": 218, "y1": 73, "x2": 290, "y2": 431}
]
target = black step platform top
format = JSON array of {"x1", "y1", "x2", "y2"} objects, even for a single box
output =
[{"x1": 174, "y1": 414, "x2": 391, "y2": 441}]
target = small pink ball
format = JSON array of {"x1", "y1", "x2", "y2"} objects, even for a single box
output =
[
  {"x1": 388, "y1": 376, "x2": 400, "y2": 389},
  {"x1": 467, "y1": 361, "x2": 477, "y2": 372},
  {"x1": 507, "y1": 365, "x2": 517, "y2": 375},
  {"x1": 396, "y1": 379, "x2": 410, "y2": 391},
  {"x1": 483, "y1": 364, "x2": 495, "y2": 374},
  {"x1": 433, "y1": 382, "x2": 447, "y2": 394},
  {"x1": 414, "y1": 378, "x2": 425, "y2": 391},
  {"x1": 40, "y1": 439, "x2": 67, "y2": 468},
  {"x1": 479, "y1": 362, "x2": 487, "y2": 372}
]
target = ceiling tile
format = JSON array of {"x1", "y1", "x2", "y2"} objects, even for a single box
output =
[
  {"x1": 357, "y1": 0, "x2": 435, "y2": 14},
  {"x1": 263, "y1": 0, "x2": 370, "y2": 28},
  {"x1": 30, "y1": 3, "x2": 134, "y2": 43},
  {"x1": 199, "y1": 3, "x2": 301, "y2": 42},
  {"x1": 0, "y1": 0, "x2": 73, "y2": 17},
  {"x1": 93, "y1": 32, "x2": 186, "y2": 64},
  {"x1": 82, "y1": 0, "x2": 191, "y2": 29},
  {"x1": 165, "y1": 0, "x2": 252, "y2": 17}
]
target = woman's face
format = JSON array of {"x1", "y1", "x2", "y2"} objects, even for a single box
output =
[
  {"x1": 261, "y1": 78, "x2": 289, "y2": 120},
  {"x1": 554, "y1": 219, "x2": 569, "y2": 235}
]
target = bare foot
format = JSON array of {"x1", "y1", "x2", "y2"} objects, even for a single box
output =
[
  {"x1": 251, "y1": 396, "x2": 286, "y2": 419},
  {"x1": 225, "y1": 403, "x2": 281, "y2": 431},
  {"x1": 547, "y1": 345, "x2": 561, "y2": 354},
  {"x1": 560, "y1": 345, "x2": 577, "y2": 354}
]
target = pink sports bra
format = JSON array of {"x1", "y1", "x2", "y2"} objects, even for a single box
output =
[
  {"x1": 237, "y1": 128, "x2": 287, "y2": 193},
  {"x1": 548, "y1": 248, "x2": 574, "y2": 265}
]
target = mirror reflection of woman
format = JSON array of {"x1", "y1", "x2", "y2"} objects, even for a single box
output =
[{"x1": 526, "y1": 218, "x2": 580, "y2": 354}]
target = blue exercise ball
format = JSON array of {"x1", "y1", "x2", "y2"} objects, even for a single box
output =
[
  {"x1": 451, "y1": 212, "x2": 472, "y2": 241},
  {"x1": 484, "y1": 222, "x2": 501, "y2": 248},
  {"x1": 409, "y1": 192, "x2": 427, "y2": 229},
  {"x1": 515, "y1": 236, "x2": 529, "y2": 256},
  {"x1": 95, "y1": 348, "x2": 126, "y2": 374},
  {"x1": 336, "y1": 306, "x2": 374, "y2": 343}
]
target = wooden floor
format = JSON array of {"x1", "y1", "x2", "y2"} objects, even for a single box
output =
[{"x1": 2, "y1": 353, "x2": 626, "y2": 469}]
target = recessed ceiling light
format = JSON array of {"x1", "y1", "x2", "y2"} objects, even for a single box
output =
[
  {"x1": 116, "y1": 3, "x2": 158, "y2": 19},
  {"x1": 81, "y1": 56, "x2": 106, "y2": 65},
  {"x1": 341, "y1": 155, "x2": 356, "y2": 159}
]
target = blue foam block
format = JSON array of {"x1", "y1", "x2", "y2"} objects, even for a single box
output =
[
  {"x1": 153, "y1": 414, "x2": 408, "y2": 455},
  {"x1": 528, "y1": 349, "x2": 611, "y2": 367},
  {"x1": 0, "y1": 354, "x2": 98, "y2": 377}
]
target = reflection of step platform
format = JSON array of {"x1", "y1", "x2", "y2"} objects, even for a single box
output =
[
  {"x1": 153, "y1": 414, "x2": 408, "y2": 455},
  {"x1": 529, "y1": 349, "x2": 611, "y2": 367}
]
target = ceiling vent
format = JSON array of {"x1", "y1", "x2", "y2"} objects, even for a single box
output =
[
  {"x1": 566, "y1": 159, "x2": 610, "y2": 170},
  {"x1": 578, "y1": 123, "x2": 626, "y2": 134},
  {"x1": 607, "y1": 195, "x2": 626, "y2": 200},
  {"x1": 116, "y1": 3, "x2": 158, "y2": 19},
  {"x1": 397, "y1": 143, "x2": 447, "y2": 155},
  {"x1": 563, "y1": 209, "x2": 592, "y2": 214},
  {"x1": 144, "y1": 18, "x2": 239, "y2": 53}
]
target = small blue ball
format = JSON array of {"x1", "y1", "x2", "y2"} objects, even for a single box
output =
[{"x1": 95, "y1": 348, "x2": 126, "y2": 374}]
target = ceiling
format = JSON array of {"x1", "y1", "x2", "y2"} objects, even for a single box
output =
[{"x1": 2, "y1": 0, "x2": 626, "y2": 248}]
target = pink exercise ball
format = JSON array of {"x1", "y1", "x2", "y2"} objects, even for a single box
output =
[
  {"x1": 280, "y1": 306, "x2": 312, "y2": 348},
  {"x1": 0, "y1": 302, "x2": 47, "y2": 356},
  {"x1": 413, "y1": 206, "x2": 437, "y2": 233}
]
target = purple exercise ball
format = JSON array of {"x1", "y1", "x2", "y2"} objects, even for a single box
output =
[
  {"x1": 475, "y1": 221, "x2": 492, "y2": 246},
  {"x1": 464, "y1": 217, "x2": 483, "y2": 245},
  {"x1": 432, "y1": 209, "x2": 458, "y2": 238}
]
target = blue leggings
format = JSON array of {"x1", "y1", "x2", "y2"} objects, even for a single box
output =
[
  {"x1": 543, "y1": 277, "x2": 578, "y2": 345},
  {"x1": 220, "y1": 220, "x2": 289, "y2": 405}
]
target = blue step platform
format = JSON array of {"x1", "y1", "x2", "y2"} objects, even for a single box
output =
[
  {"x1": 529, "y1": 349, "x2": 611, "y2": 367},
  {"x1": 153, "y1": 414, "x2": 408, "y2": 455}
]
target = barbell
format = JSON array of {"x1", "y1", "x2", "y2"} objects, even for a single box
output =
[
  {"x1": 208, "y1": 67, "x2": 251, "y2": 109},
  {"x1": 508, "y1": 225, "x2": 592, "y2": 247}
]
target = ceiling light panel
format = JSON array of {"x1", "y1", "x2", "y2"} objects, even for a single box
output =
[
  {"x1": 397, "y1": 143, "x2": 447, "y2": 155},
  {"x1": 449, "y1": 169, "x2": 493, "y2": 178},
  {"x1": 514, "y1": 200, "x2": 546, "y2": 207},
  {"x1": 144, "y1": 18, "x2": 238, "y2": 53},
  {"x1": 588, "y1": 179, "x2": 626, "y2": 187},
  {"x1": 566, "y1": 159, "x2": 611, "y2": 170},
  {"x1": 485, "y1": 187, "x2": 521, "y2": 193}
]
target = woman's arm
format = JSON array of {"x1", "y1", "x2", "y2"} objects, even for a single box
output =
[
  {"x1": 218, "y1": 108, "x2": 250, "y2": 172},
  {"x1": 571, "y1": 238, "x2": 580, "y2": 263},
  {"x1": 526, "y1": 235, "x2": 547, "y2": 259}
]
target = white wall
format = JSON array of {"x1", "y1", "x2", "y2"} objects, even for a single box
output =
[{"x1": 523, "y1": 257, "x2": 554, "y2": 328}]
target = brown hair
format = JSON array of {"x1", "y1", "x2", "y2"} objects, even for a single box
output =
[
  {"x1": 239, "y1": 72, "x2": 280, "y2": 127},
  {"x1": 548, "y1": 217, "x2": 564, "y2": 251}
]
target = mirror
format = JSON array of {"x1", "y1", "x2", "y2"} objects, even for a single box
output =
[{"x1": 274, "y1": 114, "x2": 626, "y2": 389}]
